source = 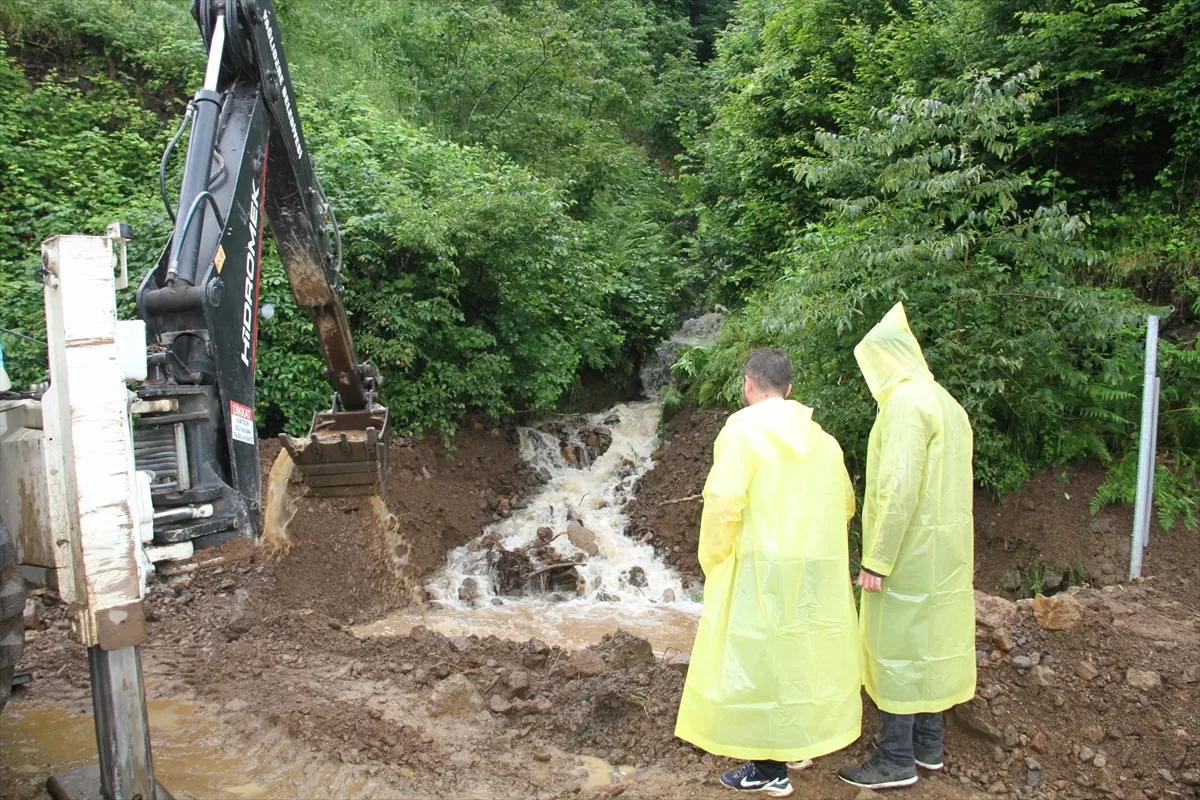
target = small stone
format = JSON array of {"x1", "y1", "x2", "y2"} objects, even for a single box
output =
[
  {"x1": 506, "y1": 670, "x2": 532, "y2": 697},
  {"x1": 1077, "y1": 661, "x2": 1101, "y2": 681},
  {"x1": 23, "y1": 599, "x2": 40, "y2": 631},
  {"x1": 999, "y1": 570, "x2": 1023, "y2": 593},
  {"x1": 534, "y1": 752, "x2": 552, "y2": 763},
  {"x1": 1012, "y1": 655, "x2": 1035, "y2": 670},
  {"x1": 1179, "y1": 772, "x2": 1200, "y2": 787},
  {"x1": 1080, "y1": 746, "x2": 1097, "y2": 763},
  {"x1": 569, "y1": 650, "x2": 607, "y2": 678},
  {"x1": 952, "y1": 698, "x2": 1003, "y2": 742},
  {"x1": 1182, "y1": 665, "x2": 1198, "y2": 684},
  {"x1": 988, "y1": 780, "x2": 1006, "y2": 794},
  {"x1": 666, "y1": 652, "x2": 691, "y2": 675},
  {"x1": 223, "y1": 699, "x2": 250, "y2": 713},
  {"x1": 1125, "y1": 669, "x2": 1162, "y2": 691},
  {"x1": 1030, "y1": 666, "x2": 1054, "y2": 687},
  {"x1": 1159, "y1": 769, "x2": 1175, "y2": 784},
  {"x1": 489, "y1": 695, "x2": 513, "y2": 714},
  {"x1": 1034, "y1": 593, "x2": 1085, "y2": 631},
  {"x1": 427, "y1": 674, "x2": 486, "y2": 717},
  {"x1": 661, "y1": 588, "x2": 676, "y2": 603},
  {"x1": 1093, "y1": 754, "x2": 1107, "y2": 768},
  {"x1": 992, "y1": 629, "x2": 1015, "y2": 652},
  {"x1": 566, "y1": 522, "x2": 600, "y2": 557},
  {"x1": 1003, "y1": 725, "x2": 1021, "y2": 749},
  {"x1": 855, "y1": 790, "x2": 880, "y2": 800}
]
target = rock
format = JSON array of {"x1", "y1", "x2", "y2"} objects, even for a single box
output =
[
  {"x1": 458, "y1": 578, "x2": 479, "y2": 604},
  {"x1": 999, "y1": 570, "x2": 1023, "y2": 593},
  {"x1": 1034, "y1": 593, "x2": 1084, "y2": 631},
  {"x1": 1042, "y1": 569, "x2": 1065, "y2": 592},
  {"x1": 952, "y1": 698, "x2": 1003, "y2": 742},
  {"x1": 666, "y1": 652, "x2": 690, "y2": 675},
  {"x1": 223, "y1": 699, "x2": 250, "y2": 713},
  {"x1": 1179, "y1": 772, "x2": 1200, "y2": 787},
  {"x1": 988, "y1": 780, "x2": 1006, "y2": 794},
  {"x1": 975, "y1": 591, "x2": 1020, "y2": 631},
  {"x1": 1079, "y1": 746, "x2": 1097, "y2": 763},
  {"x1": 536, "y1": 526, "x2": 554, "y2": 543},
  {"x1": 1182, "y1": 665, "x2": 1199, "y2": 684},
  {"x1": 1027, "y1": 768, "x2": 1042, "y2": 790},
  {"x1": 1125, "y1": 668, "x2": 1162, "y2": 692},
  {"x1": 1159, "y1": 769, "x2": 1176, "y2": 784},
  {"x1": 1093, "y1": 754, "x2": 1108, "y2": 768},
  {"x1": 506, "y1": 670, "x2": 532, "y2": 698},
  {"x1": 1077, "y1": 661, "x2": 1101, "y2": 681},
  {"x1": 450, "y1": 636, "x2": 473, "y2": 653},
  {"x1": 427, "y1": 674, "x2": 486, "y2": 717},
  {"x1": 534, "y1": 752, "x2": 552, "y2": 763},
  {"x1": 566, "y1": 522, "x2": 600, "y2": 557},
  {"x1": 489, "y1": 695, "x2": 513, "y2": 714},
  {"x1": 1003, "y1": 725, "x2": 1021, "y2": 749},
  {"x1": 224, "y1": 613, "x2": 255, "y2": 642},
  {"x1": 23, "y1": 599, "x2": 40, "y2": 631},
  {"x1": 992, "y1": 629, "x2": 1015, "y2": 652},
  {"x1": 1029, "y1": 665, "x2": 1054, "y2": 687},
  {"x1": 855, "y1": 790, "x2": 880, "y2": 800},
  {"x1": 448, "y1": 750, "x2": 476, "y2": 770},
  {"x1": 569, "y1": 650, "x2": 607, "y2": 678},
  {"x1": 1012, "y1": 655, "x2": 1035, "y2": 670},
  {"x1": 624, "y1": 566, "x2": 648, "y2": 588},
  {"x1": 608, "y1": 635, "x2": 655, "y2": 669},
  {"x1": 661, "y1": 588, "x2": 676, "y2": 603}
]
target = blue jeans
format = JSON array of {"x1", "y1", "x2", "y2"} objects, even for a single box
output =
[{"x1": 876, "y1": 711, "x2": 944, "y2": 767}]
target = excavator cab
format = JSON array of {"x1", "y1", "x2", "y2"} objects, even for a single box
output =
[{"x1": 280, "y1": 405, "x2": 390, "y2": 496}]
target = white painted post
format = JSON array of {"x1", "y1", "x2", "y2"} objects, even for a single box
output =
[
  {"x1": 1129, "y1": 315, "x2": 1160, "y2": 579},
  {"x1": 39, "y1": 234, "x2": 166, "y2": 800}
]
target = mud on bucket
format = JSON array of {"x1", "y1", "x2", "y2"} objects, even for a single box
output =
[{"x1": 279, "y1": 405, "x2": 390, "y2": 497}]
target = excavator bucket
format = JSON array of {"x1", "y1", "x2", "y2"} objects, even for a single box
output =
[{"x1": 278, "y1": 406, "x2": 390, "y2": 497}]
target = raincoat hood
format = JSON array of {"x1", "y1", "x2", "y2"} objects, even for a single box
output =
[
  {"x1": 729, "y1": 398, "x2": 814, "y2": 458},
  {"x1": 854, "y1": 302, "x2": 932, "y2": 401}
]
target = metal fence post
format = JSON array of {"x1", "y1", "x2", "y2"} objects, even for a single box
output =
[{"x1": 1129, "y1": 315, "x2": 1160, "y2": 579}]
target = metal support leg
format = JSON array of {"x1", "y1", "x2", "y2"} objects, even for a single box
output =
[{"x1": 90, "y1": 646, "x2": 155, "y2": 800}]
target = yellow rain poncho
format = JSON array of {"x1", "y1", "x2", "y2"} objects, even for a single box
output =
[
  {"x1": 854, "y1": 303, "x2": 976, "y2": 715},
  {"x1": 675, "y1": 398, "x2": 862, "y2": 762}
]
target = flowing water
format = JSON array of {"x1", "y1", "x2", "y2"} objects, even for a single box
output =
[{"x1": 357, "y1": 400, "x2": 704, "y2": 654}]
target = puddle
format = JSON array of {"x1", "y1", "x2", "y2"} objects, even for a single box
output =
[
  {"x1": 577, "y1": 754, "x2": 637, "y2": 790},
  {"x1": 0, "y1": 696, "x2": 316, "y2": 799}
]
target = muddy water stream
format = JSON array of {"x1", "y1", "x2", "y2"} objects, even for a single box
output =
[{"x1": 357, "y1": 400, "x2": 704, "y2": 653}]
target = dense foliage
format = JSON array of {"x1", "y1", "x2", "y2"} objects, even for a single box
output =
[
  {"x1": 0, "y1": 0, "x2": 1197, "y2": 524},
  {"x1": 0, "y1": 0, "x2": 709, "y2": 436},
  {"x1": 675, "y1": 0, "x2": 1199, "y2": 528}
]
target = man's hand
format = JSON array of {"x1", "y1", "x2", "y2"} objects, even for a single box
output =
[{"x1": 857, "y1": 570, "x2": 883, "y2": 592}]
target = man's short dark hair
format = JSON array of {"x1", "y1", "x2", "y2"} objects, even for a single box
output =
[{"x1": 743, "y1": 348, "x2": 792, "y2": 394}]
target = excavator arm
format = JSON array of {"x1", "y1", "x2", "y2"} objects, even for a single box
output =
[{"x1": 134, "y1": 0, "x2": 388, "y2": 547}]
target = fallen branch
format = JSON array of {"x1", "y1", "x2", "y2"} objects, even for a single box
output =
[
  {"x1": 158, "y1": 553, "x2": 249, "y2": 576},
  {"x1": 659, "y1": 494, "x2": 702, "y2": 506}
]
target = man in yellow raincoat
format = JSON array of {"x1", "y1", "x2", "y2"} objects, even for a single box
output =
[
  {"x1": 839, "y1": 303, "x2": 976, "y2": 790},
  {"x1": 675, "y1": 349, "x2": 862, "y2": 798}
]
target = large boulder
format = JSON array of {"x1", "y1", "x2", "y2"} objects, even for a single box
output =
[{"x1": 427, "y1": 674, "x2": 486, "y2": 717}]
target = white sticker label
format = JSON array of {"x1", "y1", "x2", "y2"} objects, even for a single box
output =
[{"x1": 230, "y1": 400, "x2": 256, "y2": 445}]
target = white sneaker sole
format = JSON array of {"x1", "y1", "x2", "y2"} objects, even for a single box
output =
[
  {"x1": 915, "y1": 759, "x2": 943, "y2": 771},
  {"x1": 721, "y1": 782, "x2": 794, "y2": 798},
  {"x1": 785, "y1": 759, "x2": 813, "y2": 771},
  {"x1": 839, "y1": 773, "x2": 919, "y2": 790}
]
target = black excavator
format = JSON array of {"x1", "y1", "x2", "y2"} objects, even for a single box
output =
[{"x1": 134, "y1": 0, "x2": 389, "y2": 547}]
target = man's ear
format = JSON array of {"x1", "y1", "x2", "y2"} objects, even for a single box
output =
[{"x1": 785, "y1": 383, "x2": 793, "y2": 399}]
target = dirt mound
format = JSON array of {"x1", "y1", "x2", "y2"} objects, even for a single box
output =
[
  {"x1": 231, "y1": 424, "x2": 537, "y2": 623},
  {"x1": 953, "y1": 581, "x2": 1200, "y2": 800},
  {"x1": 625, "y1": 406, "x2": 729, "y2": 583}
]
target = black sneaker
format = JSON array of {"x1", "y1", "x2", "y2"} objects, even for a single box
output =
[
  {"x1": 869, "y1": 734, "x2": 943, "y2": 771},
  {"x1": 839, "y1": 754, "x2": 919, "y2": 790},
  {"x1": 720, "y1": 762, "x2": 794, "y2": 797}
]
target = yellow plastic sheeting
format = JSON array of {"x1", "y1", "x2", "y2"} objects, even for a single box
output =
[
  {"x1": 854, "y1": 302, "x2": 977, "y2": 715},
  {"x1": 675, "y1": 398, "x2": 862, "y2": 762}
]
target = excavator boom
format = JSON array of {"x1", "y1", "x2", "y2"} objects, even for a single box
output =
[{"x1": 134, "y1": 0, "x2": 389, "y2": 547}]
